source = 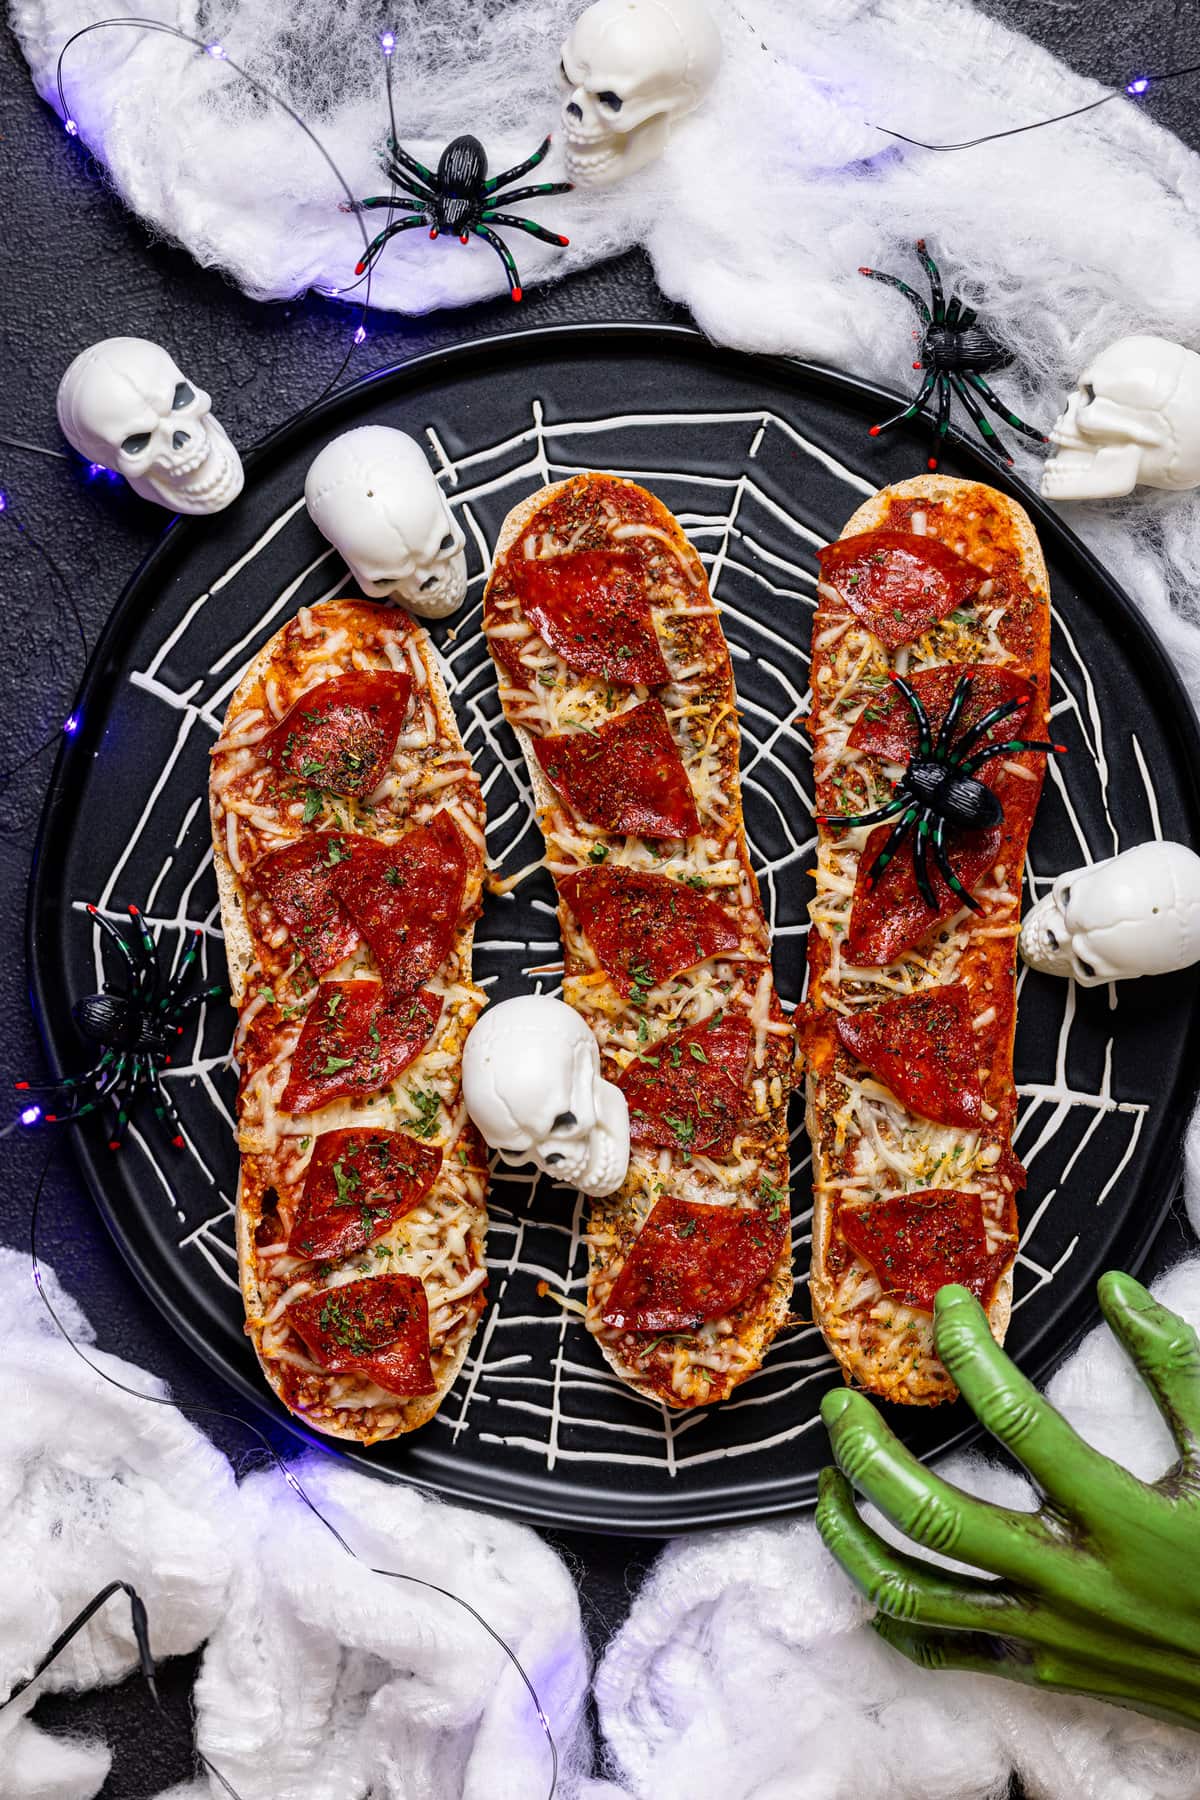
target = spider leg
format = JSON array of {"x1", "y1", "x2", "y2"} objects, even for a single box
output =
[
  {"x1": 480, "y1": 211, "x2": 570, "y2": 249},
  {"x1": 16, "y1": 1048, "x2": 115, "y2": 1099},
  {"x1": 485, "y1": 182, "x2": 571, "y2": 208},
  {"x1": 890, "y1": 673, "x2": 933, "y2": 756},
  {"x1": 949, "y1": 372, "x2": 1013, "y2": 465},
  {"x1": 934, "y1": 674, "x2": 974, "y2": 757},
  {"x1": 928, "y1": 372, "x2": 952, "y2": 470},
  {"x1": 961, "y1": 738, "x2": 1065, "y2": 775},
  {"x1": 386, "y1": 139, "x2": 436, "y2": 189},
  {"x1": 965, "y1": 372, "x2": 1047, "y2": 446},
  {"x1": 859, "y1": 267, "x2": 932, "y2": 325},
  {"x1": 469, "y1": 223, "x2": 524, "y2": 300},
  {"x1": 485, "y1": 136, "x2": 554, "y2": 191},
  {"x1": 949, "y1": 697, "x2": 1023, "y2": 760},
  {"x1": 867, "y1": 370, "x2": 937, "y2": 440},
  {"x1": 944, "y1": 294, "x2": 962, "y2": 329},
  {"x1": 913, "y1": 815, "x2": 938, "y2": 911},
  {"x1": 816, "y1": 795, "x2": 908, "y2": 829},
  {"x1": 862, "y1": 807, "x2": 918, "y2": 892},
  {"x1": 160, "y1": 929, "x2": 203, "y2": 1013},
  {"x1": 955, "y1": 304, "x2": 978, "y2": 330},
  {"x1": 38, "y1": 1053, "x2": 129, "y2": 1126},
  {"x1": 86, "y1": 905, "x2": 140, "y2": 989},
  {"x1": 125, "y1": 905, "x2": 161, "y2": 1003},
  {"x1": 355, "y1": 215, "x2": 427, "y2": 276},
  {"x1": 146, "y1": 1057, "x2": 187, "y2": 1150},
  {"x1": 932, "y1": 818, "x2": 983, "y2": 914},
  {"x1": 915, "y1": 240, "x2": 945, "y2": 323},
  {"x1": 351, "y1": 193, "x2": 430, "y2": 214},
  {"x1": 107, "y1": 1056, "x2": 150, "y2": 1150}
]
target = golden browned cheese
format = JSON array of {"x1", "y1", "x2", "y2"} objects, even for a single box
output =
[
  {"x1": 803, "y1": 477, "x2": 1052, "y2": 1404},
  {"x1": 483, "y1": 475, "x2": 793, "y2": 1409},
  {"x1": 210, "y1": 599, "x2": 488, "y2": 1442}
]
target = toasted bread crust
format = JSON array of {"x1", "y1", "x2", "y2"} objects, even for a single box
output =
[
  {"x1": 804, "y1": 476, "x2": 1050, "y2": 1402},
  {"x1": 485, "y1": 475, "x2": 793, "y2": 1409},
  {"x1": 212, "y1": 600, "x2": 488, "y2": 1442}
]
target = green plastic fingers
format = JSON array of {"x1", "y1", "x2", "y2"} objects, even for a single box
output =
[{"x1": 817, "y1": 1275, "x2": 1200, "y2": 1731}]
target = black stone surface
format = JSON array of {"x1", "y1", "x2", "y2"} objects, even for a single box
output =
[{"x1": 2, "y1": 3, "x2": 1197, "y2": 1791}]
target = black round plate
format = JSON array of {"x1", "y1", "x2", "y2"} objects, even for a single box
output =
[{"x1": 28, "y1": 324, "x2": 1200, "y2": 1533}]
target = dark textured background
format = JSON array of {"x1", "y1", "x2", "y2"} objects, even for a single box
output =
[{"x1": 1, "y1": 4, "x2": 1197, "y2": 1793}]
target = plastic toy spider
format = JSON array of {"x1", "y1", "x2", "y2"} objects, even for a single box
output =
[
  {"x1": 15, "y1": 905, "x2": 222, "y2": 1151},
  {"x1": 860, "y1": 240, "x2": 1047, "y2": 470},
  {"x1": 349, "y1": 133, "x2": 571, "y2": 300},
  {"x1": 820, "y1": 673, "x2": 1064, "y2": 911}
]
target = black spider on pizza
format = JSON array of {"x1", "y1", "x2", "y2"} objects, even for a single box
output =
[
  {"x1": 348, "y1": 133, "x2": 571, "y2": 300},
  {"x1": 860, "y1": 240, "x2": 1047, "y2": 468},
  {"x1": 819, "y1": 672, "x2": 1064, "y2": 911},
  {"x1": 16, "y1": 905, "x2": 222, "y2": 1150}
]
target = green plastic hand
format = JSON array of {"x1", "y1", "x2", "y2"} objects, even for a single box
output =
[{"x1": 816, "y1": 1273, "x2": 1200, "y2": 1729}]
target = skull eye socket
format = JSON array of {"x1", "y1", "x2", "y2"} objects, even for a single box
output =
[
  {"x1": 1077, "y1": 956, "x2": 1096, "y2": 979},
  {"x1": 596, "y1": 90, "x2": 623, "y2": 111},
  {"x1": 438, "y1": 532, "x2": 455, "y2": 552},
  {"x1": 172, "y1": 382, "x2": 195, "y2": 410},
  {"x1": 1081, "y1": 384, "x2": 1095, "y2": 404},
  {"x1": 550, "y1": 1111, "x2": 577, "y2": 1130},
  {"x1": 121, "y1": 432, "x2": 151, "y2": 456}
]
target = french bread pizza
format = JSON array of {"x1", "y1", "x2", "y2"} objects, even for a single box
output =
[
  {"x1": 802, "y1": 475, "x2": 1054, "y2": 1404},
  {"x1": 482, "y1": 474, "x2": 793, "y2": 1409},
  {"x1": 210, "y1": 598, "x2": 489, "y2": 1442}
]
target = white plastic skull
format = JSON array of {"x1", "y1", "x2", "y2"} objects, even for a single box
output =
[
  {"x1": 1019, "y1": 841, "x2": 1200, "y2": 985},
  {"x1": 462, "y1": 995, "x2": 630, "y2": 1197},
  {"x1": 305, "y1": 426, "x2": 467, "y2": 619},
  {"x1": 1041, "y1": 336, "x2": 1200, "y2": 503},
  {"x1": 56, "y1": 337, "x2": 243, "y2": 514},
  {"x1": 559, "y1": 0, "x2": 722, "y2": 187}
]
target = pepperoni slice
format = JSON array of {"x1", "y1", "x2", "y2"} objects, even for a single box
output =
[
  {"x1": 261, "y1": 671, "x2": 412, "y2": 799},
  {"x1": 506, "y1": 548, "x2": 670, "y2": 686},
  {"x1": 844, "y1": 764, "x2": 1041, "y2": 966},
  {"x1": 619, "y1": 1012, "x2": 754, "y2": 1156},
  {"x1": 250, "y1": 835, "x2": 360, "y2": 975},
  {"x1": 328, "y1": 812, "x2": 469, "y2": 995},
  {"x1": 838, "y1": 1190, "x2": 1013, "y2": 1312},
  {"x1": 288, "y1": 1129, "x2": 442, "y2": 1262},
  {"x1": 559, "y1": 868, "x2": 741, "y2": 998},
  {"x1": 847, "y1": 665, "x2": 1034, "y2": 763},
  {"x1": 281, "y1": 982, "x2": 441, "y2": 1114},
  {"x1": 835, "y1": 984, "x2": 986, "y2": 1129},
  {"x1": 602, "y1": 1197, "x2": 787, "y2": 1332},
  {"x1": 818, "y1": 531, "x2": 984, "y2": 649},
  {"x1": 532, "y1": 699, "x2": 700, "y2": 840},
  {"x1": 286, "y1": 1273, "x2": 436, "y2": 1396}
]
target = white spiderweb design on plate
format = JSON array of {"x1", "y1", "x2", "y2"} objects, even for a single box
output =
[{"x1": 75, "y1": 393, "x2": 1162, "y2": 1484}]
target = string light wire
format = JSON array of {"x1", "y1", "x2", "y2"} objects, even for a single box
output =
[
  {"x1": 873, "y1": 58, "x2": 1200, "y2": 152},
  {"x1": 1, "y1": 19, "x2": 409, "y2": 788},
  {"x1": 53, "y1": 16, "x2": 379, "y2": 415},
  {"x1": 5, "y1": 1151, "x2": 560, "y2": 1798}
]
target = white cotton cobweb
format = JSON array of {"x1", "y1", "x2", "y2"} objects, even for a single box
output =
[
  {"x1": 4, "y1": 1219, "x2": 596, "y2": 1799},
  {"x1": 595, "y1": 1259, "x2": 1200, "y2": 1800},
  {"x1": 13, "y1": 0, "x2": 1200, "y2": 619},
  {"x1": 0, "y1": 1244, "x2": 236, "y2": 1798}
]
